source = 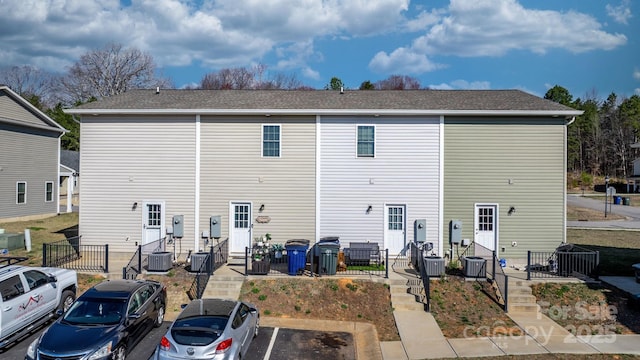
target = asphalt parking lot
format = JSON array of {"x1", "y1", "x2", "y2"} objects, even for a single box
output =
[{"x1": 1, "y1": 322, "x2": 355, "y2": 360}]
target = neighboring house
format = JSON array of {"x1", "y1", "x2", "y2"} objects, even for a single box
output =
[
  {"x1": 0, "y1": 85, "x2": 66, "y2": 221},
  {"x1": 65, "y1": 89, "x2": 581, "y2": 263},
  {"x1": 627, "y1": 142, "x2": 640, "y2": 193},
  {"x1": 60, "y1": 149, "x2": 80, "y2": 213}
]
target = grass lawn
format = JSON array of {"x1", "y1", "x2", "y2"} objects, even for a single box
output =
[{"x1": 567, "y1": 228, "x2": 640, "y2": 276}]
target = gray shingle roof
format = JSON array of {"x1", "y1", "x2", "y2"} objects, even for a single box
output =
[
  {"x1": 67, "y1": 89, "x2": 581, "y2": 116},
  {"x1": 60, "y1": 150, "x2": 79, "y2": 172}
]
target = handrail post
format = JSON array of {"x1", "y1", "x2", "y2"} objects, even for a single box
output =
[
  {"x1": 137, "y1": 245, "x2": 142, "y2": 273},
  {"x1": 244, "y1": 247, "x2": 248, "y2": 276},
  {"x1": 526, "y1": 251, "x2": 531, "y2": 280},
  {"x1": 104, "y1": 244, "x2": 109, "y2": 273},
  {"x1": 385, "y1": 249, "x2": 389, "y2": 278},
  {"x1": 42, "y1": 244, "x2": 47, "y2": 267}
]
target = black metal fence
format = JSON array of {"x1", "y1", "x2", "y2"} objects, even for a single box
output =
[
  {"x1": 43, "y1": 236, "x2": 109, "y2": 273},
  {"x1": 187, "y1": 239, "x2": 229, "y2": 301},
  {"x1": 122, "y1": 237, "x2": 166, "y2": 280},
  {"x1": 243, "y1": 245, "x2": 388, "y2": 278},
  {"x1": 527, "y1": 244, "x2": 599, "y2": 280}
]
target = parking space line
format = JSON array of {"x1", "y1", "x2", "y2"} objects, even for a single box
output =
[{"x1": 262, "y1": 327, "x2": 279, "y2": 360}]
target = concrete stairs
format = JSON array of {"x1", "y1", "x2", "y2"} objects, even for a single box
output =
[
  {"x1": 507, "y1": 279, "x2": 540, "y2": 314},
  {"x1": 201, "y1": 273, "x2": 245, "y2": 300},
  {"x1": 389, "y1": 277, "x2": 426, "y2": 312}
]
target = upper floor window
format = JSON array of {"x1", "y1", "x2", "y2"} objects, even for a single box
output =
[
  {"x1": 45, "y1": 181, "x2": 54, "y2": 202},
  {"x1": 262, "y1": 125, "x2": 281, "y2": 157},
  {"x1": 16, "y1": 181, "x2": 26, "y2": 204},
  {"x1": 357, "y1": 125, "x2": 375, "y2": 157}
]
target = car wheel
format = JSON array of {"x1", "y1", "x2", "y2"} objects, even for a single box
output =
[
  {"x1": 113, "y1": 344, "x2": 126, "y2": 360},
  {"x1": 57, "y1": 290, "x2": 75, "y2": 313},
  {"x1": 254, "y1": 315, "x2": 260, "y2": 338},
  {"x1": 154, "y1": 305, "x2": 165, "y2": 327}
]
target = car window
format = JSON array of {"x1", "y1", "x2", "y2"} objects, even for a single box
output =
[
  {"x1": 128, "y1": 290, "x2": 143, "y2": 315},
  {"x1": 63, "y1": 298, "x2": 125, "y2": 325},
  {"x1": 23, "y1": 270, "x2": 49, "y2": 290},
  {"x1": 238, "y1": 304, "x2": 250, "y2": 320},
  {"x1": 140, "y1": 284, "x2": 154, "y2": 304},
  {"x1": 0, "y1": 275, "x2": 25, "y2": 301}
]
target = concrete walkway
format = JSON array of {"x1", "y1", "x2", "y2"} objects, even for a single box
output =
[{"x1": 567, "y1": 194, "x2": 640, "y2": 230}]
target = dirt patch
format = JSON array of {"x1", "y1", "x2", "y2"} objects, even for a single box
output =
[
  {"x1": 428, "y1": 275, "x2": 522, "y2": 338},
  {"x1": 238, "y1": 278, "x2": 399, "y2": 341}
]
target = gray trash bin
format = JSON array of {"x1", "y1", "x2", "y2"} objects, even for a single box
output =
[{"x1": 316, "y1": 237, "x2": 340, "y2": 275}]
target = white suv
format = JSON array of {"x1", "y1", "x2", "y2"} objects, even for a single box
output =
[{"x1": 0, "y1": 258, "x2": 77, "y2": 348}]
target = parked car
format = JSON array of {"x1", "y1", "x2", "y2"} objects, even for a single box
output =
[
  {"x1": 0, "y1": 258, "x2": 77, "y2": 348},
  {"x1": 153, "y1": 298, "x2": 259, "y2": 360},
  {"x1": 26, "y1": 278, "x2": 166, "y2": 360}
]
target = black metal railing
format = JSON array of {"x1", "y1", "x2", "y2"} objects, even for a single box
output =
[
  {"x1": 186, "y1": 240, "x2": 229, "y2": 301},
  {"x1": 413, "y1": 243, "x2": 431, "y2": 311},
  {"x1": 122, "y1": 237, "x2": 166, "y2": 280},
  {"x1": 489, "y1": 249, "x2": 508, "y2": 312},
  {"x1": 42, "y1": 236, "x2": 109, "y2": 273},
  {"x1": 527, "y1": 244, "x2": 599, "y2": 280},
  {"x1": 243, "y1": 246, "x2": 388, "y2": 278}
]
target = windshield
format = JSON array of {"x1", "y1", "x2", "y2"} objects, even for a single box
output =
[
  {"x1": 63, "y1": 298, "x2": 126, "y2": 325},
  {"x1": 171, "y1": 316, "x2": 229, "y2": 346}
]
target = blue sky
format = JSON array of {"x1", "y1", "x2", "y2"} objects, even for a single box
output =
[{"x1": 0, "y1": 0, "x2": 637, "y2": 99}]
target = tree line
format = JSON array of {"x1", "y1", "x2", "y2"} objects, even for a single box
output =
[{"x1": 544, "y1": 85, "x2": 640, "y2": 183}]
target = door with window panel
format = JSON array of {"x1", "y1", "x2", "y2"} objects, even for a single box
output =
[
  {"x1": 230, "y1": 203, "x2": 252, "y2": 254},
  {"x1": 385, "y1": 205, "x2": 406, "y2": 255},
  {"x1": 474, "y1": 204, "x2": 497, "y2": 256},
  {"x1": 143, "y1": 202, "x2": 164, "y2": 245}
]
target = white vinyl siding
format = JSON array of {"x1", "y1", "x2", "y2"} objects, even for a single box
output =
[
  {"x1": 200, "y1": 116, "x2": 316, "y2": 244},
  {"x1": 443, "y1": 118, "x2": 566, "y2": 258},
  {"x1": 320, "y1": 116, "x2": 441, "y2": 252},
  {"x1": 79, "y1": 116, "x2": 197, "y2": 252}
]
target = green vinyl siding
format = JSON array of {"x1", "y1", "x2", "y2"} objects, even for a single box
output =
[{"x1": 443, "y1": 117, "x2": 566, "y2": 258}]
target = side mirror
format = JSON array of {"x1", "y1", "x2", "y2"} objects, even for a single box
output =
[
  {"x1": 128, "y1": 313, "x2": 141, "y2": 321},
  {"x1": 249, "y1": 308, "x2": 258, "y2": 314},
  {"x1": 55, "y1": 309, "x2": 64, "y2": 317},
  {"x1": 48, "y1": 275, "x2": 57, "y2": 283}
]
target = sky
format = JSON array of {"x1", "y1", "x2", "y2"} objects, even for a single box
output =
[{"x1": 0, "y1": 0, "x2": 637, "y2": 99}]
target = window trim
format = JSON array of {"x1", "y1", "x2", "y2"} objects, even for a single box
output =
[
  {"x1": 262, "y1": 124, "x2": 281, "y2": 158},
  {"x1": 45, "y1": 181, "x2": 54, "y2": 202},
  {"x1": 356, "y1": 124, "x2": 376, "y2": 158},
  {"x1": 16, "y1": 181, "x2": 27, "y2": 204}
]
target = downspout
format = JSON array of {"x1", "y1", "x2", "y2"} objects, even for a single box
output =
[{"x1": 562, "y1": 116, "x2": 574, "y2": 244}]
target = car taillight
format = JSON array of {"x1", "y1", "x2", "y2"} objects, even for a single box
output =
[
  {"x1": 215, "y1": 338, "x2": 232, "y2": 353},
  {"x1": 160, "y1": 336, "x2": 171, "y2": 351}
]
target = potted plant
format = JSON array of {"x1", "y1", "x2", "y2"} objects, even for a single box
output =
[{"x1": 271, "y1": 243, "x2": 284, "y2": 259}]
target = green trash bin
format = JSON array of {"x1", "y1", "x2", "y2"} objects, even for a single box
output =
[{"x1": 624, "y1": 197, "x2": 631, "y2": 206}]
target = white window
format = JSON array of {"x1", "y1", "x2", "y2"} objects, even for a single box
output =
[
  {"x1": 16, "y1": 181, "x2": 26, "y2": 204},
  {"x1": 357, "y1": 125, "x2": 375, "y2": 157},
  {"x1": 45, "y1": 181, "x2": 54, "y2": 202},
  {"x1": 262, "y1": 124, "x2": 281, "y2": 157}
]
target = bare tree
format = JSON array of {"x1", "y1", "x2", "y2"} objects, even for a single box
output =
[
  {"x1": 200, "y1": 64, "x2": 304, "y2": 90},
  {"x1": 58, "y1": 43, "x2": 171, "y2": 103},
  {"x1": 0, "y1": 65, "x2": 57, "y2": 107},
  {"x1": 375, "y1": 75, "x2": 421, "y2": 90}
]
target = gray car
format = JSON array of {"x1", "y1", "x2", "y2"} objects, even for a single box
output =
[{"x1": 153, "y1": 298, "x2": 259, "y2": 360}]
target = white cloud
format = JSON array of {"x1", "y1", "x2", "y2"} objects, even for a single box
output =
[
  {"x1": 427, "y1": 80, "x2": 490, "y2": 90},
  {"x1": 369, "y1": 47, "x2": 444, "y2": 74},
  {"x1": 0, "y1": 0, "x2": 410, "y2": 75},
  {"x1": 634, "y1": 68, "x2": 640, "y2": 81},
  {"x1": 414, "y1": 0, "x2": 627, "y2": 57},
  {"x1": 606, "y1": 0, "x2": 632, "y2": 25},
  {"x1": 636, "y1": 88, "x2": 640, "y2": 95},
  {"x1": 367, "y1": 0, "x2": 627, "y2": 77}
]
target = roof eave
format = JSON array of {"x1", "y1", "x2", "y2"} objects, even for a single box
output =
[{"x1": 65, "y1": 108, "x2": 584, "y2": 117}]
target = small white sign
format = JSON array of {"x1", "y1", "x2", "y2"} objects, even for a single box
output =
[{"x1": 607, "y1": 187, "x2": 616, "y2": 196}]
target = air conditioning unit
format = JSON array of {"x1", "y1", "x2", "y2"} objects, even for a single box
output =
[
  {"x1": 463, "y1": 256, "x2": 486, "y2": 278},
  {"x1": 190, "y1": 252, "x2": 210, "y2": 273},
  {"x1": 148, "y1": 252, "x2": 172, "y2": 272}
]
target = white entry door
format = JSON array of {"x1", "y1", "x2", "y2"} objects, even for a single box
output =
[
  {"x1": 474, "y1": 204, "x2": 497, "y2": 255},
  {"x1": 143, "y1": 201, "x2": 165, "y2": 245},
  {"x1": 385, "y1": 205, "x2": 406, "y2": 255},
  {"x1": 230, "y1": 202, "x2": 252, "y2": 254}
]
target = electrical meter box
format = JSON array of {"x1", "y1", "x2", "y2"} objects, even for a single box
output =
[
  {"x1": 414, "y1": 219, "x2": 427, "y2": 243},
  {"x1": 210, "y1": 215, "x2": 221, "y2": 239},
  {"x1": 449, "y1": 220, "x2": 462, "y2": 245},
  {"x1": 173, "y1": 215, "x2": 184, "y2": 238}
]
